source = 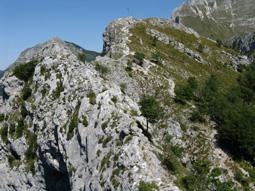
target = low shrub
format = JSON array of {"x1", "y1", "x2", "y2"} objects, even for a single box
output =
[
  {"x1": 87, "y1": 91, "x2": 96, "y2": 105},
  {"x1": 138, "y1": 181, "x2": 159, "y2": 191},
  {"x1": 13, "y1": 60, "x2": 37, "y2": 82},
  {"x1": 134, "y1": 52, "x2": 145, "y2": 66},
  {"x1": 0, "y1": 113, "x2": 5, "y2": 122},
  {"x1": 67, "y1": 102, "x2": 81, "y2": 140},
  {"x1": 24, "y1": 130, "x2": 37, "y2": 174},
  {"x1": 95, "y1": 63, "x2": 109, "y2": 76},
  {"x1": 52, "y1": 80, "x2": 64, "y2": 99},
  {"x1": 77, "y1": 52, "x2": 86, "y2": 63},
  {"x1": 22, "y1": 84, "x2": 32, "y2": 100},
  {"x1": 0, "y1": 124, "x2": 8, "y2": 144}
]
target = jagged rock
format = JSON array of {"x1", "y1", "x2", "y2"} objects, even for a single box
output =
[
  {"x1": 224, "y1": 32, "x2": 255, "y2": 62},
  {"x1": 220, "y1": 51, "x2": 250, "y2": 71},
  {"x1": 103, "y1": 17, "x2": 138, "y2": 59}
]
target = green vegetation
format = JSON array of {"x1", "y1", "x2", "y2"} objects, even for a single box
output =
[
  {"x1": 139, "y1": 96, "x2": 162, "y2": 130},
  {"x1": 120, "y1": 83, "x2": 127, "y2": 94},
  {"x1": 102, "y1": 136, "x2": 112, "y2": 148},
  {"x1": 40, "y1": 65, "x2": 46, "y2": 76},
  {"x1": 13, "y1": 60, "x2": 37, "y2": 82},
  {"x1": 174, "y1": 64, "x2": 255, "y2": 165},
  {"x1": 216, "y1": 39, "x2": 223, "y2": 47},
  {"x1": 125, "y1": 60, "x2": 133, "y2": 76},
  {"x1": 21, "y1": 102, "x2": 29, "y2": 118},
  {"x1": 7, "y1": 154, "x2": 20, "y2": 168},
  {"x1": 150, "y1": 52, "x2": 162, "y2": 65},
  {"x1": 101, "y1": 120, "x2": 109, "y2": 131},
  {"x1": 24, "y1": 130, "x2": 37, "y2": 174},
  {"x1": 0, "y1": 124, "x2": 8, "y2": 144},
  {"x1": 100, "y1": 152, "x2": 111, "y2": 171},
  {"x1": 175, "y1": 77, "x2": 198, "y2": 103},
  {"x1": 111, "y1": 168, "x2": 121, "y2": 188},
  {"x1": 181, "y1": 160, "x2": 235, "y2": 191},
  {"x1": 82, "y1": 115, "x2": 88, "y2": 127},
  {"x1": 161, "y1": 134, "x2": 188, "y2": 187},
  {"x1": 87, "y1": 91, "x2": 96, "y2": 105},
  {"x1": 16, "y1": 119, "x2": 26, "y2": 139},
  {"x1": 52, "y1": 80, "x2": 64, "y2": 99},
  {"x1": 181, "y1": 17, "x2": 235, "y2": 41},
  {"x1": 134, "y1": 52, "x2": 145, "y2": 66},
  {"x1": 111, "y1": 96, "x2": 118, "y2": 104},
  {"x1": 129, "y1": 21, "x2": 238, "y2": 87},
  {"x1": 95, "y1": 63, "x2": 109, "y2": 76},
  {"x1": 138, "y1": 181, "x2": 159, "y2": 191},
  {"x1": 67, "y1": 102, "x2": 81, "y2": 140},
  {"x1": 77, "y1": 52, "x2": 86, "y2": 63},
  {"x1": 22, "y1": 84, "x2": 32, "y2": 101},
  {"x1": 0, "y1": 113, "x2": 5, "y2": 122}
]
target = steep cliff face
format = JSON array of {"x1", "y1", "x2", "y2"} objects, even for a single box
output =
[
  {"x1": 0, "y1": 16, "x2": 254, "y2": 191},
  {"x1": 173, "y1": 0, "x2": 255, "y2": 40},
  {"x1": 224, "y1": 32, "x2": 255, "y2": 61}
]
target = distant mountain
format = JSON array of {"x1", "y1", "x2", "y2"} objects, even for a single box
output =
[
  {"x1": 65, "y1": 41, "x2": 100, "y2": 62},
  {"x1": 8, "y1": 37, "x2": 100, "y2": 70},
  {"x1": 173, "y1": 0, "x2": 255, "y2": 40}
]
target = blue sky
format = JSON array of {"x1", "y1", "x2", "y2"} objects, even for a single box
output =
[{"x1": 0, "y1": 0, "x2": 184, "y2": 70}]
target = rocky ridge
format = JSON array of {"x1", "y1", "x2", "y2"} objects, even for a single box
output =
[
  {"x1": 0, "y1": 28, "x2": 179, "y2": 191},
  {"x1": 0, "y1": 16, "x2": 254, "y2": 191}
]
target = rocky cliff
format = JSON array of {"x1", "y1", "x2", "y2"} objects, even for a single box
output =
[
  {"x1": 0, "y1": 16, "x2": 254, "y2": 191},
  {"x1": 173, "y1": 0, "x2": 255, "y2": 40},
  {"x1": 224, "y1": 32, "x2": 255, "y2": 62}
]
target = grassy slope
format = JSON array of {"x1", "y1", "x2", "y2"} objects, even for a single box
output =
[
  {"x1": 128, "y1": 21, "x2": 255, "y2": 190},
  {"x1": 129, "y1": 21, "x2": 238, "y2": 90}
]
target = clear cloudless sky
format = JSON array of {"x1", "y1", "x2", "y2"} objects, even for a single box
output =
[{"x1": 0, "y1": 0, "x2": 184, "y2": 70}]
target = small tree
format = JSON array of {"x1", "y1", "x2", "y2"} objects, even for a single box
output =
[
  {"x1": 175, "y1": 77, "x2": 198, "y2": 102},
  {"x1": 77, "y1": 53, "x2": 86, "y2": 63},
  {"x1": 139, "y1": 96, "x2": 161, "y2": 131},
  {"x1": 216, "y1": 39, "x2": 223, "y2": 47},
  {"x1": 151, "y1": 52, "x2": 162, "y2": 65},
  {"x1": 13, "y1": 60, "x2": 37, "y2": 82}
]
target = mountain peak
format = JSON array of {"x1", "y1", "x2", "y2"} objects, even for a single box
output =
[
  {"x1": 173, "y1": 0, "x2": 255, "y2": 40},
  {"x1": 9, "y1": 38, "x2": 99, "y2": 70}
]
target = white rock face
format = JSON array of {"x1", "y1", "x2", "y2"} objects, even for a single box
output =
[
  {"x1": 0, "y1": 35, "x2": 180, "y2": 191},
  {"x1": 103, "y1": 17, "x2": 138, "y2": 58}
]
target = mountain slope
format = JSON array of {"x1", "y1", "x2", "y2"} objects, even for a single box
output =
[
  {"x1": 173, "y1": 0, "x2": 255, "y2": 40},
  {"x1": 0, "y1": 17, "x2": 254, "y2": 191}
]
